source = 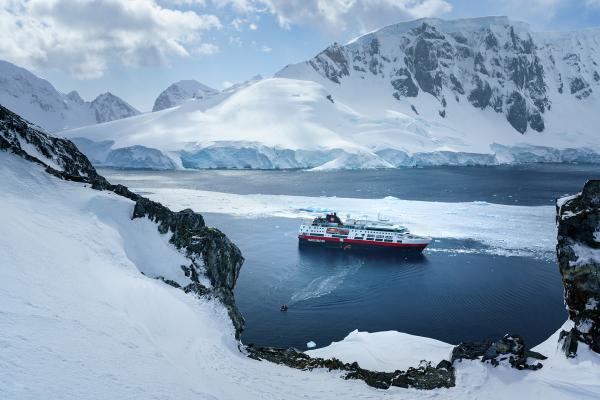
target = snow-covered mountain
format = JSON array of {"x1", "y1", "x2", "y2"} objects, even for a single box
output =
[
  {"x1": 152, "y1": 80, "x2": 219, "y2": 112},
  {"x1": 277, "y1": 16, "x2": 600, "y2": 135},
  {"x1": 0, "y1": 60, "x2": 140, "y2": 132},
  {"x1": 62, "y1": 17, "x2": 600, "y2": 169}
]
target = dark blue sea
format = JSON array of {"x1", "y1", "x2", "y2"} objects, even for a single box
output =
[{"x1": 102, "y1": 164, "x2": 600, "y2": 349}]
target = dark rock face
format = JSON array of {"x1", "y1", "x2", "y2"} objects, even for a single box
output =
[
  {"x1": 556, "y1": 180, "x2": 600, "y2": 356},
  {"x1": 468, "y1": 76, "x2": 492, "y2": 109},
  {"x1": 391, "y1": 68, "x2": 419, "y2": 98},
  {"x1": 528, "y1": 110, "x2": 545, "y2": 132},
  {"x1": 506, "y1": 91, "x2": 528, "y2": 133},
  {"x1": 0, "y1": 105, "x2": 110, "y2": 189},
  {"x1": 0, "y1": 104, "x2": 245, "y2": 337},
  {"x1": 246, "y1": 346, "x2": 455, "y2": 390},
  {"x1": 412, "y1": 26, "x2": 444, "y2": 97},
  {"x1": 310, "y1": 43, "x2": 350, "y2": 84}
]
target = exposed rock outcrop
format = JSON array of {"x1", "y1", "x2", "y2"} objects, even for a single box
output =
[
  {"x1": 556, "y1": 180, "x2": 600, "y2": 356},
  {"x1": 0, "y1": 103, "x2": 245, "y2": 337},
  {"x1": 246, "y1": 346, "x2": 455, "y2": 390},
  {"x1": 246, "y1": 332, "x2": 546, "y2": 390}
]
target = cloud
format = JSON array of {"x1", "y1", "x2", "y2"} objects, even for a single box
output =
[
  {"x1": 229, "y1": 36, "x2": 243, "y2": 46},
  {"x1": 585, "y1": 0, "x2": 600, "y2": 8},
  {"x1": 249, "y1": 22, "x2": 258, "y2": 30},
  {"x1": 260, "y1": 45, "x2": 272, "y2": 52},
  {"x1": 214, "y1": 0, "x2": 452, "y2": 33},
  {"x1": 0, "y1": 0, "x2": 221, "y2": 79},
  {"x1": 193, "y1": 43, "x2": 220, "y2": 54}
]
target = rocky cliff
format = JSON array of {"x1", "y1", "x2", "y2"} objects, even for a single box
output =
[
  {"x1": 557, "y1": 180, "x2": 600, "y2": 356},
  {"x1": 0, "y1": 103, "x2": 245, "y2": 336}
]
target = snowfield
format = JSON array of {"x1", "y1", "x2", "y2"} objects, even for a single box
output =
[
  {"x1": 61, "y1": 76, "x2": 600, "y2": 170},
  {"x1": 2, "y1": 150, "x2": 600, "y2": 399}
]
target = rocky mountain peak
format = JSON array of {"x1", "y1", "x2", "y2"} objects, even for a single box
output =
[
  {"x1": 152, "y1": 79, "x2": 219, "y2": 112},
  {"x1": 0, "y1": 60, "x2": 140, "y2": 131},
  {"x1": 90, "y1": 92, "x2": 140, "y2": 123},
  {"x1": 277, "y1": 16, "x2": 600, "y2": 135},
  {"x1": 66, "y1": 90, "x2": 84, "y2": 104}
]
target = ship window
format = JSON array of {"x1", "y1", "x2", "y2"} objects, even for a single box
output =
[
  {"x1": 375, "y1": 238, "x2": 383, "y2": 241},
  {"x1": 384, "y1": 238, "x2": 393, "y2": 242}
]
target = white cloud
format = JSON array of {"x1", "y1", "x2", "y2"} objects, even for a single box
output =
[
  {"x1": 221, "y1": 80, "x2": 234, "y2": 88},
  {"x1": 167, "y1": 0, "x2": 207, "y2": 5},
  {"x1": 214, "y1": 0, "x2": 452, "y2": 33},
  {"x1": 193, "y1": 43, "x2": 220, "y2": 55},
  {"x1": 231, "y1": 17, "x2": 244, "y2": 30},
  {"x1": 229, "y1": 36, "x2": 243, "y2": 46},
  {"x1": 497, "y1": 0, "x2": 565, "y2": 19},
  {"x1": 249, "y1": 22, "x2": 258, "y2": 30},
  {"x1": 585, "y1": 0, "x2": 600, "y2": 8},
  {"x1": 0, "y1": 0, "x2": 221, "y2": 79},
  {"x1": 260, "y1": 45, "x2": 272, "y2": 52}
]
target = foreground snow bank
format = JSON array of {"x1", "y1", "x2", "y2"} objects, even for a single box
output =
[
  {"x1": 307, "y1": 330, "x2": 455, "y2": 372},
  {"x1": 305, "y1": 321, "x2": 600, "y2": 399},
  {"x1": 127, "y1": 187, "x2": 556, "y2": 259}
]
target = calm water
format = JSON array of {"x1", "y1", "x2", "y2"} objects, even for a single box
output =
[
  {"x1": 102, "y1": 165, "x2": 600, "y2": 349},
  {"x1": 208, "y1": 213, "x2": 565, "y2": 349},
  {"x1": 100, "y1": 163, "x2": 598, "y2": 206}
]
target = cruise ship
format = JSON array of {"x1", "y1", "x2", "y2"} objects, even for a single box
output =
[{"x1": 298, "y1": 212, "x2": 431, "y2": 252}]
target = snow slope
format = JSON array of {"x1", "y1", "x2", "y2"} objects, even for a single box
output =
[
  {"x1": 2, "y1": 132, "x2": 600, "y2": 398},
  {"x1": 0, "y1": 60, "x2": 139, "y2": 132},
  {"x1": 307, "y1": 330, "x2": 455, "y2": 372},
  {"x1": 60, "y1": 17, "x2": 600, "y2": 169}
]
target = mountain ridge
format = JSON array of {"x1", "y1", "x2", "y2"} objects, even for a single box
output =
[
  {"x1": 0, "y1": 60, "x2": 140, "y2": 132},
  {"x1": 60, "y1": 16, "x2": 600, "y2": 169},
  {"x1": 276, "y1": 15, "x2": 600, "y2": 135}
]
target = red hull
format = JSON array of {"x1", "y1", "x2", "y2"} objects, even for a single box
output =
[{"x1": 298, "y1": 234, "x2": 428, "y2": 251}]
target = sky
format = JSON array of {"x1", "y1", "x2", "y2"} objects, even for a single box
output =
[{"x1": 2, "y1": 0, "x2": 600, "y2": 111}]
